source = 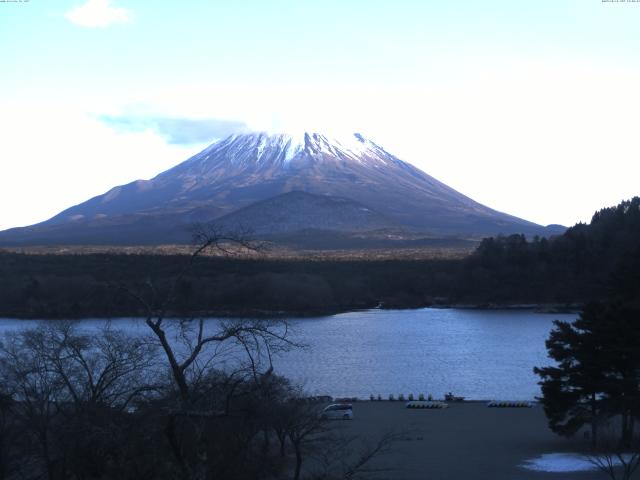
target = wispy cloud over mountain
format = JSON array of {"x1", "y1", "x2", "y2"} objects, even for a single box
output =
[
  {"x1": 65, "y1": 0, "x2": 132, "y2": 28},
  {"x1": 99, "y1": 115, "x2": 249, "y2": 144}
]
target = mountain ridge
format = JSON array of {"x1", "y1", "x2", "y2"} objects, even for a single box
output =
[{"x1": 0, "y1": 131, "x2": 564, "y2": 246}]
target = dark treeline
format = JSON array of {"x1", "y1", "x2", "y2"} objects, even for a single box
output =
[
  {"x1": 531, "y1": 200, "x2": 640, "y2": 477},
  {"x1": 1, "y1": 197, "x2": 639, "y2": 318},
  {"x1": 458, "y1": 197, "x2": 640, "y2": 306},
  {"x1": 465, "y1": 196, "x2": 640, "y2": 305},
  {"x1": 0, "y1": 252, "x2": 456, "y2": 318}
]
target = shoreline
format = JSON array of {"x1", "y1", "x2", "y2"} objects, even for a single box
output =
[{"x1": 0, "y1": 303, "x2": 581, "y2": 321}]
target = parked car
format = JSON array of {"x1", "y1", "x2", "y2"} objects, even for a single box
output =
[{"x1": 321, "y1": 403, "x2": 353, "y2": 420}]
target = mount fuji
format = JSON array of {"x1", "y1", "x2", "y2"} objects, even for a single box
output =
[{"x1": 0, "y1": 132, "x2": 562, "y2": 246}]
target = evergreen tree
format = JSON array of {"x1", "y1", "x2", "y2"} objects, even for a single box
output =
[
  {"x1": 534, "y1": 303, "x2": 608, "y2": 445},
  {"x1": 535, "y1": 302, "x2": 640, "y2": 446},
  {"x1": 594, "y1": 303, "x2": 640, "y2": 446}
]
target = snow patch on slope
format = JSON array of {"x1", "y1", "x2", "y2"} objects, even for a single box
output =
[{"x1": 202, "y1": 131, "x2": 388, "y2": 167}]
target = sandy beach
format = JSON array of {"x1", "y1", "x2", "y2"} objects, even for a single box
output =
[{"x1": 325, "y1": 401, "x2": 603, "y2": 480}]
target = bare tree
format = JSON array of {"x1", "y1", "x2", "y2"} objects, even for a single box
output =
[
  {"x1": 0, "y1": 390, "x2": 20, "y2": 480},
  {"x1": 19, "y1": 322, "x2": 158, "y2": 409},
  {"x1": 311, "y1": 430, "x2": 403, "y2": 480},
  {"x1": 0, "y1": 323, "x2": 160, "y2": 480},
  {"x1": 284, "y1": 402, "x2": 331, "y2": 480},
  {"x1": 586, "y1": 420, "x2": 640, "y2": 480},
  {"x1": 280, "y1": 400, "x2": 403, "y2": 480},
  {"x1": 118, "y1": 225, "x2": 300, "y2": 480},
  {"x1": 121, "y1": 225, "x2": 295, "y2": 407},
  {"x1": 1, "y1": 328, "x2": 71, "y2": 479}
]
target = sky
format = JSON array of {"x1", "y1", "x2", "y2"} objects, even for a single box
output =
[{"x1": 1, "y1": 0, "x2": 639, "y2": 230}]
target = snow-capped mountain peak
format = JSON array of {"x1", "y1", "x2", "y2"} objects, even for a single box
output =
[
  {"x1": 185, "y1": 131, "x2": 391, "y2": 170},
  {"x1": 0, "y1": 130, "x2": 554, "y2": 246}
]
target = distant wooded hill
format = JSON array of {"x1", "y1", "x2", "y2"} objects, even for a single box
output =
[{"x1": 1, "y1": 198, "x2": 638, "y2": 318}]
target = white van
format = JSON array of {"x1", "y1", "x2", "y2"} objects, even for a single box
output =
[{"x1": 321, "y1": 403, "x2": 354, "y2": 420}]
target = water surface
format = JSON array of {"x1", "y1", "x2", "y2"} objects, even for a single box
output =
[{"x1": 0, "y1": 308, "x2": 576, "y2": 400}]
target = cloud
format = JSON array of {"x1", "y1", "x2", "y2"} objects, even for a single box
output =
[
  {"x1": 65, "y1": 0, "x2": 132, "y2": 28},
  {"x1": 99, "y1": 115, "x2": 249, "y2": 144}
]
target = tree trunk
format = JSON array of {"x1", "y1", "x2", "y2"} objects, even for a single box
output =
[
  {"x1": 262, "y1": 428, "x2": 270, "y2": 454},
  {"x1": 148, "y1": 323, "x2": 191, "y2": 404},
  {"x1": 621, "y1": 411, "x2": 631, "y2": 448},
  {"x1": 0, "y1": 433, "x2": 6, "y2": 480},
  {"x1": 39, "y1": 430, "x2": 56, "y2": 480},
  {"x1": 591, "y1": 393, "x2": 598, "y2": 448},
  {"x1": 164, "y1": 414, "x2": 190, "y2": 480},
  {"x1": 293, "y1": 444, "x2": 303, "y2": 480}
]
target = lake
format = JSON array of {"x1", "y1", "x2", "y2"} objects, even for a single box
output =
[{"x1": 0, "y1": 308, "x2": 577, "y2": 401}]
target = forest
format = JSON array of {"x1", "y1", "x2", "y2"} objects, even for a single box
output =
[{"x1": 1, "y1": 197, "x2": 639, "y2": 319}]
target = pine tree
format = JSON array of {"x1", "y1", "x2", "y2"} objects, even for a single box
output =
[
  {"x1": 534, "y1": 302, "x2": 640, "y2": 446},
  {"x1": 534, "y1": 303, "x2": 607, "y2": 445}
]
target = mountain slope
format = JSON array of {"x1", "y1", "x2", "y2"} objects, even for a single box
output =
[
  {"x1": 212, "y1": 191, "x2": 399, "y2": 235},
  {"x1": 0, "y1": 132, "x2": 559, "y2": 246}
]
